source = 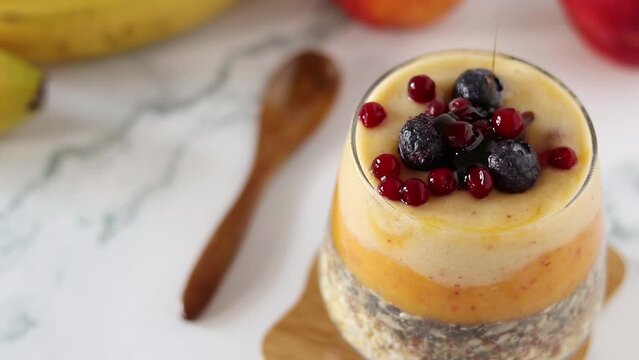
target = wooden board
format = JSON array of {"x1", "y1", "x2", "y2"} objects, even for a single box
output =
[{"x1": 263, "y1": 247, "x2": 626, "y2": 360}]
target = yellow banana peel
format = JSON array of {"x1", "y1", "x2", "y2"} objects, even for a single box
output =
[
  {"x1": 0, "y1": 0, "x2": 237, "y2": 63},
  {"x1": 0, "y1": 49, "x2": 44, "y2": 134}
]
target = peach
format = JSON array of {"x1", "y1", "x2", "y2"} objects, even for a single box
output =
[{"x1": 334, "y1": 0, "x2": 461, "y2": 28}]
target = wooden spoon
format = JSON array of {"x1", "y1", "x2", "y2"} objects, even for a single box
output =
[{"x1": 182, "y1": 51, "x2": 339, "y2": 320}]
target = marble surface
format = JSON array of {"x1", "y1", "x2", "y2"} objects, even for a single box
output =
[{"x1": 2, "y1": 0, "x2": 639, "y2": 359}]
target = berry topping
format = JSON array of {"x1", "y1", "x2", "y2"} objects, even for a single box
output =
[
  {"x1": 492, "y1": 108, "x2": 525, "y2": 139},
  {"x1": 359, "y1": 102, "x2": 387, "y2": 128},
  {"x1": 371, "y1": 153, "x2": 401, "y2": 179},
  {"x1": 398, "y1": 115, "x2": 446, "y2": 170},
  {"x1": 428, "y1": 168, "x2": 457, "y2": 196},
  {"x1": 453, "y1": 68, "x2": 502, "y2": 110},
  {"x1": 448, "y1": 97, "x2": 487, "y2": 122},
  {"x1": 378, "y1": 177, "x2": 403, "y2": 201},
  {"x1": 426, "y1": 98, "x2": 447, "y2": 117},
  {"x1": 367, "y1": 67, "x2": 571, "y2": 202},
  {"x1": 465, "y1": 166, "x2": 494, "y2": 199},
  {"x1": 448, "y1": 97, "x2": 471, "y2": 114},
  {"x1": 548, "y1": 146, "x2": 577, "y2": 169},
  {"x1": 443, "y1": 121, "x2": 477, "y2": 152},
  {"x1": 401, "y1": 178, "x2": 429, "y2": 206},
  {"x1": 431, "y1": 112, "x2": 457, "y2": 130},
  {"x1": 473, "y1": 120, "x2": 495, "y2": 139},
  {"x1": 408, "y1": 75, "x2": 436, "y2": 103},
  {"x1": 487, "y1": 140, "x2": 540, "y2": 193}
]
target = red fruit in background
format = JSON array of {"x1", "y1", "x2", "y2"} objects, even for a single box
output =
[
  {"x1": 561, "y1": 0, "x2": 639, "y2": 66},
  {"x1": 334, "y1": 0, "x2": 462, "y2": 28}
]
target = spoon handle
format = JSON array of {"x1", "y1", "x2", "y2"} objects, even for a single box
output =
[{"x1": 182, "y1": 168, "x2": 267, "y2": 320}]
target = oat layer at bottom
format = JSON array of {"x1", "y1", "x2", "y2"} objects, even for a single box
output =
[{"x1": 318, "y1": 240, "x2": 604, "y2": 360}]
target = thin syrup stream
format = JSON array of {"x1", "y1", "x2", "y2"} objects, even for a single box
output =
[{"x1": 491, "y1": 0, "x2": 499, "y2": 75}]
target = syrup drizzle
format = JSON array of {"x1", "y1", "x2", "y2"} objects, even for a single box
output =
[{"x1": 491, "y1": 0, "x2": 500, "y2": 75}]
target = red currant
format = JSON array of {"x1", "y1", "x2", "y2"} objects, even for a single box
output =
[
  {"x1": 426, "y1": 99, "x2": 447, "y2": 117},
  {"x1": 428, "y1": 168, "x2": 457, "y2": 196},
  {"x1": 448, "y1": 97, "x2": 471, "y2": 114},
  {"x1": 465, "y1": 167, "x2": 493, "y2": 199},
  {"x1": 359, "y1": 102, "x2": 386, "y2": 128},
  {"x1": 371, "y1": 154, "x2": 401, "y2": 179},
  {"x1": 548, "y1": 146, "x2": 577, "y2": 169},
  {"x1": 492, "y1": 108, "x2": 524, "y2": 139},
  {"x1": 408, "y1": 75, "x2": 436, "y2": 103},
  {"x1": 401, "y1": 178, "x2": 429, "y2": 206},
  {"x1": 444, "y1": 121, "x2": 476, "y2": 151},
  {"x1": 378, "y1": 177, "x2": 403, "y2": 201}
]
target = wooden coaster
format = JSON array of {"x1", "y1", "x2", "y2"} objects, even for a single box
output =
[{"x1": 263, "y1": 247, "x2": 626, "y2": 360}]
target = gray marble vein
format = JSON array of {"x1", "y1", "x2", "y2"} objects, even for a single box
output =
[
  {"x1": 0, "y1": 311, "x2": 36, "y2": 344},
  {"x1": 94, "y1": 10, "x2": 347, "y2": 242},
  {"x1": 0, "y1": 1, "x2": 346, "y2": 345},
  {"x1": 97, "y1": 109, "x2": 241, "y2": 242},
  {"x1": 0, "y1": 223, "x2": 41, "y2": 273},
  {"x1": 2, "y1": 2, "x2": 345, "y2": 244},
  {"x1": 0, "y1": 297, "x2": 38, "y2": 344}
]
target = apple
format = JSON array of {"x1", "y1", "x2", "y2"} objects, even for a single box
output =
[
  {"x1": 561, "y1": 0, "x2": 639, "y2": 66},
  {"x1": 334, "y1": 0, "x2": 461, "y2": 28}
]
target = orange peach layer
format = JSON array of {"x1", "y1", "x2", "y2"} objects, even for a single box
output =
[{"x1": 332, "y1": 201, "x2": 603, "y2": 324}]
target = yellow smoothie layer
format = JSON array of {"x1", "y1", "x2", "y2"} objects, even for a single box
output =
[
  {"x1": 332, "y1": 197, "x2": 603, "y2": 323},
  {"x1": 337, "y1": 50, "x2": 602, "y2": 289}
]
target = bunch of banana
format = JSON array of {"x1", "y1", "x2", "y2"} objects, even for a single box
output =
[
  {"x1": 0, "y1": 0, "x2": 237, "y2": 63},
  {"x1": 0, "y1": 49, "x2": 44, "y2": 134}
]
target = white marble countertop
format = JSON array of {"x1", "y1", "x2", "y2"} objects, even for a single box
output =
[{"x1": 2, "y1": 0, "x2": 639, "y2": 359}]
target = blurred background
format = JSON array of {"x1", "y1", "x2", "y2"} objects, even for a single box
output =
[{"x1": 1, "y1": 0, "x2": 638, "y2": 359}]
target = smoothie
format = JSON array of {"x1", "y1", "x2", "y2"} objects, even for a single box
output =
[{"x1": 319, "y1": 50, "x2": 603, "y2": 360}]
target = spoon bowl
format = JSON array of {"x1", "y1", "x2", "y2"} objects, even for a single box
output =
[{"x1": 258, "y1": 52, "x2": 340, "y2": 166}]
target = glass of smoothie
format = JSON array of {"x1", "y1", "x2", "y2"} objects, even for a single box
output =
[{"x1": 319, "y1": 50, "x2": 603, "y2": 360}]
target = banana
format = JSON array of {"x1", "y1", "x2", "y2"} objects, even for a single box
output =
[
  {"x1": 0, "y1": 0, "x2": 237, "y2": 63},
  {"x1": 0, "y1": 49, "x2": 44, "y2": 134}
]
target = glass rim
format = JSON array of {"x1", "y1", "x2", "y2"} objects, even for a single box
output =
[{"x1": 349, "y1": 49, "x2": 598, "y2": 230}]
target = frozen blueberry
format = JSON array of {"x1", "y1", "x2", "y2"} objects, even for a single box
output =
[
  {"x1": 453, "y1": 69, "x2": 503, "y2": 110},
  {"x1": 487, "y1": 140, "x2": 540, "y2": 193},
  {"x1": 398, "y1": 114, "x2": 446, "y2": 171}
]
